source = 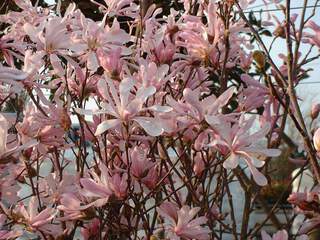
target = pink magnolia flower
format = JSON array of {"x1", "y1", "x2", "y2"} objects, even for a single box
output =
[
  {"x1": 288, "y1": 188, "x2": 320, "y2": 234},
  {"x1": 207, "y1": 115, "x2": 281, "y2": 186},
  {"x1": 14, "y1": 196, "x2": 57, "y2": 234},
  {"x1": 0, "y1": 66, "x2": 28, "y2": 93},
  {"x1": 82, "y1": 116, "x2": 100, "y2": 142},
  {"x1": 129, "y1": 146, "x2": 155, "y2": 180},
  {"x1": 313, "y1": 128, "x2": 320, "y2": 152},
  {"x1": 94, "y1": 0, "x2": 139, "y2": 18},
  {"x1": 135, "y1": 60, "x2": 170, "y2": 90},
  {"x1": 80, "y1": 162, "x2": 128, "y2": 203},
  {"x1": 57, "y1": 193, "x2": 90, "y2": 221},
  {"x1": 23, "y1": 17, "x2": 75, "y2": 77},
  {"x1": 167, "y1": 86, "x2": 235, "y2": 128},
  {"x1": 305, "y1": 20, "x2": 320, "y2": 48},
  {"x1": 193, "y1": 152, "x2": 205, "y2": 176},
  {"x1": 108, "y1": 172, "x2": 128, "y2": 200},
  {"x1": 140, "y1": 165, "x2": 162, "y2": 189},
  {"x1": 0, "y1": 113, "x2": 37, "y2": 163},
  {"x1": 0, "y1": 0, "x2": 49, "y2": 46},
  {"x1": 0, "y1": 66, "x2": 28, "y2": 82},
  {"x1": 149, "y1": 38, "x2": 175, "y2": 64},
  {"x1": 80, "y1": 218, "x2": 101, "y2": 240},
  {"x1": 83, "y1": 77, "x2": 171, "y2": 136},
  {"x1": 38, "y1": 173, "x2": 79, "y2": 205},
  {"x1": 97, "y1": 48, "x2": 123, "y2": 77},
  {"x1": 0, "y1": 214, "x2": 21, "y2": 239},
  {"x1": 16, "y1": 103, "x2": 70, "y2": 153},
  {"x1": 157, "y1": 202, "x2": 210, "y2": 240},
  {"x1": 80, "y1": 163, "x2": 113, "y2": 207},
  {"x1": 311, "y1": 103, "x2": 320, "y2": 119},
  {"x1": 66, "y1": 66, "x2": 99, "y2": 97},
  {"x1": 0, "y1": 37, "x2": 17, "y2": 66},
  {"x1": 261, "y1": 230, "x2": 288, "y2": 240},
  {"x1": 72, "y1": 17, "x2": 130, "y2": 71},
  {"x1": 299, "y1": 217, "x2": 320, "y2": 235},
  {"x1": 287, "y1": 190, "x2": 319, "y2": 210}
]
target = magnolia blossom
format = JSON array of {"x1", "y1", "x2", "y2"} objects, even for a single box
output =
[
  {"x1": 311, "y1": 103, "x2": 320, "y2": 119},
  {"x1": 80, "y1": 163, "x2": 113, "y2": 207},
  {"x1": 72, "y1": 18, "x2": 131, "y2": 71},
  {"x1": 95, "y1": 0, "x2": 139, "y2": 18},
  {"x1": 261, "y1": 230, "x2": 288, "y2": 240},
  {"x1": 81, "y1": 218, "x2": 101, "y2": 240},
  {"x1": 129, "y1": 146, "x2": 155, "y2": 180},
  {"x1": 0, "y1": 214, "x2": 21, "y2": 239},
  {"x1": 57, "y1": 193, "x2": 90, "y2": 221},
  {"x1": 157, "y1": 202, "x2": 210, "y2": 240},
  {"x1": 84, "y1": 77, "x2": 171, "y2": 136},
  {"x1": 0, "y1": 0, "x2": 317, "y2": 238},
  {"x1": 0, "y1": 113, "x2": 37, "y2": 163},
  {"x1": 38, "y1": 173, "x2": 79, "y2": 204},
  {"x1": 305, "y1": 20, "x2": 320, "y2": 48},
  {"x1": 288, "y1": 188, "x2": 320, "y2": 234},
  {"x1": 207, "y1": 115, "x2": 281, "y2": 186},
  {"x1": 261, "y1": 230, "x2": 308, "y2": 240},
  {"x1": 13, "y1": 197, "x2": 57, "y2": 234},
  {"x1": 135, "y1": 61, "x2": 169, "y2": 90},
  {"x1": 167, "y1": 86, "x2": 235, "y2": 129},
  {"x1": 313, "y1": 128, "x2": 320, "y2": 152}
]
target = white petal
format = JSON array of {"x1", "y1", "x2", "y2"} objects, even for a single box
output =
[
  {"x1": 223, "y1": 153, "x2": 239, "y2": 169},
  {"x1": 205, "y1": 115, "x2": 221, "y2": 126},
  {"x1": 147, "y1": 105, "x2": 172, "y2": 112},
  {"x1": 95, "y1": 119, "x2": 120, "y2": 135},
  {"x1": 134, "y1": 117, "x2": 163, "y2": 136},
  {"x1": 136, "y1": 86, "x2": 156, "y2": 102},
  {"x1": 0, "y1": 114, "x2": 8, "y2": 155}
]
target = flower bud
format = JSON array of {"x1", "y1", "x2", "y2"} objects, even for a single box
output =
[
  {"x1": 313, "y1": 128, "x2": 320, "y2": 152},
  {"x1": 311, "y1": 103, "x2": 320, "y2": 120},
  {"x1": 60, "y1": 109, "x2": 71, "y2": 131},
  {"x1": 253, "y1": 50, "x2": 266, "y2": 69},
  {"x1": 273, "y1": 25, "x2": 286, "y2": 38}
]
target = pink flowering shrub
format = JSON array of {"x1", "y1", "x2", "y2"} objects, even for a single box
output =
[{"x1": 0, "y1": 0, "x2": 320, "y2": 239}]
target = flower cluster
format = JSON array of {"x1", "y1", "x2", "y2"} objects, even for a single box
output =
[{"x1": 0, "y1": 0, "x2": 318, "y2": 239}]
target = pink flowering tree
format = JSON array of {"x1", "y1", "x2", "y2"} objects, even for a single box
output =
[{"x1": 0, "y1": 0, "x2": 320, "y2": 239}]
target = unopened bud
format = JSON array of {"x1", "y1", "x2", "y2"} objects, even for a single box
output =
[
  {"x1": 253, "y1": 50, "x2": 266, "y2": 69},
  {"x1": 60, "y1": 109, "x2": 71, "y2": 131},
  {"x1": 311, "y1": 103, "x2": 320, "y2": 119},
  {"x1": 273, "y1": 25, "x2": 286, "y2": 38},
  {"x1": 313, "y1": 128, "x2": 320, "y2": 152}
]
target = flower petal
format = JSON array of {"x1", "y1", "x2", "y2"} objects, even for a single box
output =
[
  {"x1": 134, "y1": 117, "x2": 163, "y2": 136},
  {"x1": 95, "y1": 119, "x2": 120, "y2": 135}
]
